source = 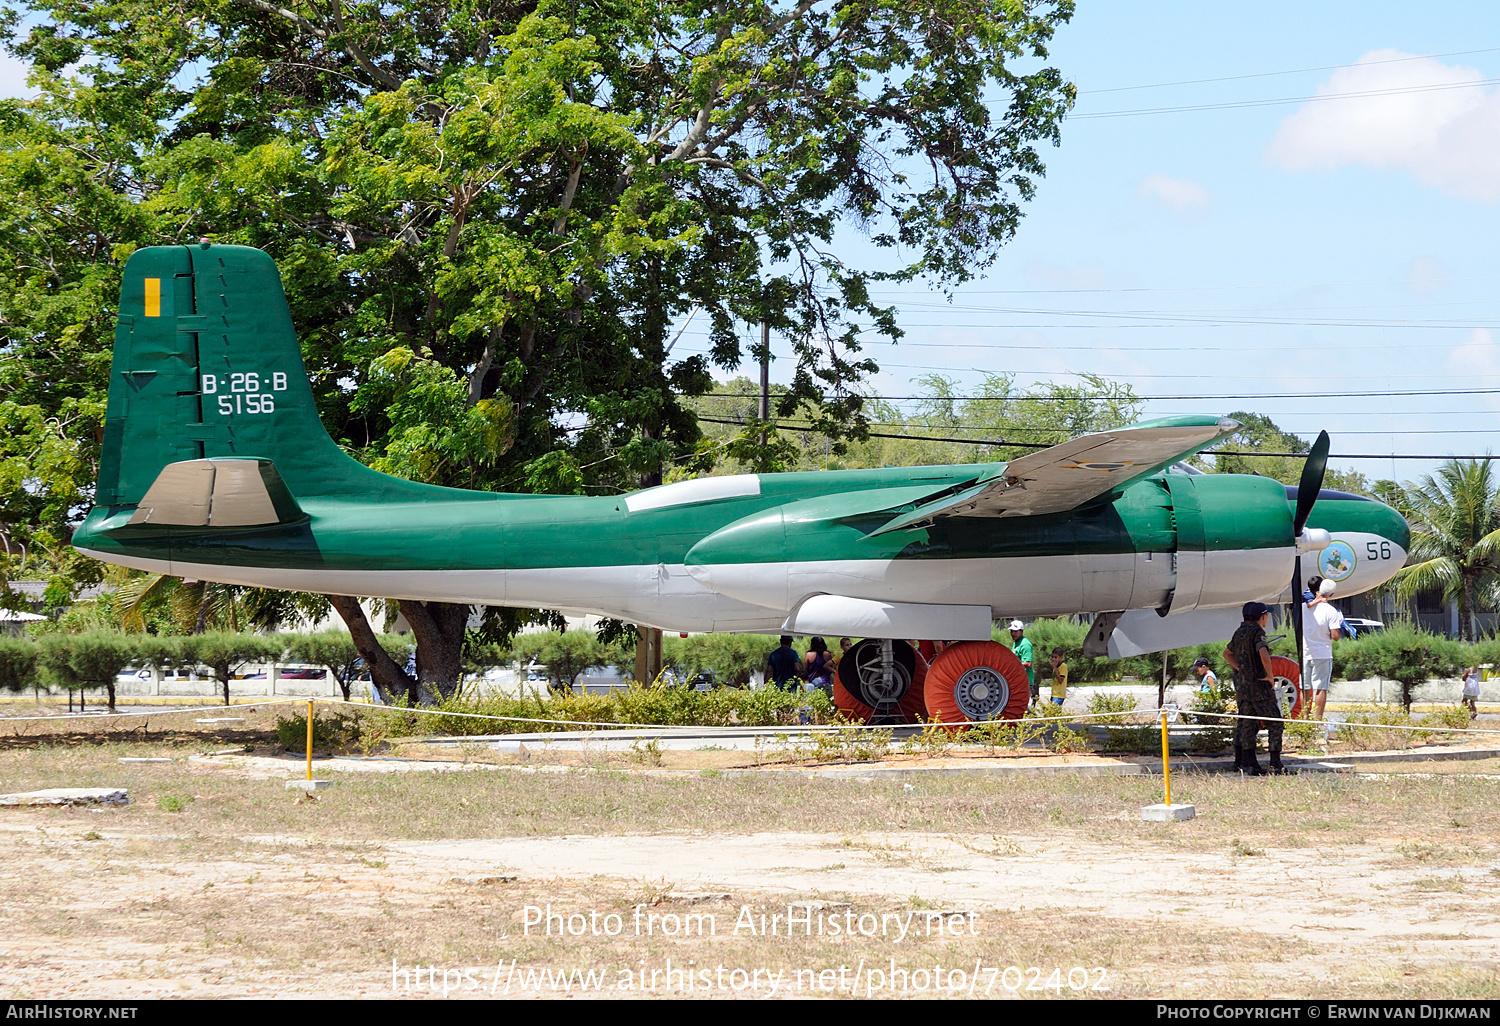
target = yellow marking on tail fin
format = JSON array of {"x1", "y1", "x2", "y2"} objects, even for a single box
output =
[{"x1": 144, "y1": 278, "x2": 161, "y2": 317}]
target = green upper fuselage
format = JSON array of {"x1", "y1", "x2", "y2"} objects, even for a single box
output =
[{"x1": 74, "y1": 462, "x2": 1406, "y2": 574}]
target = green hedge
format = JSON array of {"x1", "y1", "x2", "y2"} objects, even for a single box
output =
[{"x1": 370, "y1": 684, "x2": 839, "y2": 737}]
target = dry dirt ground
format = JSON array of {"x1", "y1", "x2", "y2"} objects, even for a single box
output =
[{"x1": 0, "y1": 709, "x2": 1497, "y2": 1000}]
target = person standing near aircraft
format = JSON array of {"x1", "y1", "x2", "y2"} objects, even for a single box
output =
[
  {"x1": 1301, "y1": 575, "x2": 1344, "y2": 721},
  {"x1": 766, "y1": 636, "x2": 802, "y2": 692},
  {"x1": 1191, "y1": 658, "x2": 1219, "y2": 695},
  {"x1": 1048, "y1": 648, "x2": 1069, "y2": 707},
  {"x1": 803, "y1": 637, "x2": 835, "y2": 695},
  {"x1": 1008, "y1": 620, "x2": 1035, "y2": 704},
  {"x1": 1223, "y1": 601, "x2": 1287, "y2": 776}
]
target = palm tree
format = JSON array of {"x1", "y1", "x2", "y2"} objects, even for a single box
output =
[{"x1": 1389, "y1": 459, "x2": 1500, "y2": 641}]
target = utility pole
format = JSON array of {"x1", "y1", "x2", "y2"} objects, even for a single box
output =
[{"x1": 759, "y1": 319, "x2": 769, "y2": 447}]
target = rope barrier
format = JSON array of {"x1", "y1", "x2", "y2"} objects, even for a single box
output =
[
  {"x1": 0, "y1": 698, "x2": 310, "y2": 723},
  {"x1": 310, "y1": 696, "x2": 1500, "y2": 741},
  {"x1": 4, "y1": 692, "x2": 1494, "y2": 745}
]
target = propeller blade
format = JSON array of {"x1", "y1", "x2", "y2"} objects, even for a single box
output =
[
  {"x1": 1292, "y1": 556, "x2": 1305, "y2": 693},
  {"x1": 1294, "y1": 431, "x2": 1331, "y2": 535}
]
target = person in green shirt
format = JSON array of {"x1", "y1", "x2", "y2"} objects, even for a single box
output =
[{"x1": 1008, "y1": 619, "x2": 1036, "y2": 704}]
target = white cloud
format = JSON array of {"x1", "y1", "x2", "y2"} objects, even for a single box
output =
[
  {"x1": 1445, "y1": 328, "x2": 1500, "y2": 409},
  {"x1": 1139, "y1": 173, "x2": 1209, "y2": 210},
  {"x1": 1266, "y1": 49, "x2": 1500, "y2": 203}
]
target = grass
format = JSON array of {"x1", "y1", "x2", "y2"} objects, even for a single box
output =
[{"x1": 1, "y1": 722, "x2": 1499, "y2": 999}]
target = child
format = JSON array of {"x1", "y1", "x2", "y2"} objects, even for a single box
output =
[
  {"x1": 1463, "y1": 666, "x2": 1480, "y2": 718},
  {"x1": 1049, "y1": 648, "x2": 1069, "y2": 707}
]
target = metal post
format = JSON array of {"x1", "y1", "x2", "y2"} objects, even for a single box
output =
[
  {"x1": 1161, "y1": 710, "x2": 1172, "y2": 808},
  {"x1": 306, "y1": 699, "x2": 314, "y2": 782}
]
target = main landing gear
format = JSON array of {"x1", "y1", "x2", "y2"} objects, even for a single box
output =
[{"x1": 833, "y1": 638, "x2": 1030, "y2": 729}]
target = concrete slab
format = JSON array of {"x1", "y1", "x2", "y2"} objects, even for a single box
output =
[
  {"x1": 284, "y1": 779, "x2": 333, "y2": 791},
  {"x1": 195, "y1": 717, "x2": 245, "y2": 724},
  {"x1": 117, "y1": 758, "x2": 172, "y2": 764},
  {"x1": 0, "y1": 788, "x2": 129, "y2": 806},
  {"x1": 1141, "y1": 803, "x2": 1197, "y2": 822}
]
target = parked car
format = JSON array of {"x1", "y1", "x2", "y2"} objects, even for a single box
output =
[{"x1": 1342, "y1": 618, "x2": 1384, "y2": 634}]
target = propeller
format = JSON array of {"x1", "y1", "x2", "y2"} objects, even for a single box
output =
[{"x1": 1291, "y1": 431, "x2": 1331, "y2": 701}]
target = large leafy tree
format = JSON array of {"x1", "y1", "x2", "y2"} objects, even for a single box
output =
[
  {"x1": 1387, "y1": 459, "x2": 1500, "y2": 642},
  {"x1": 0, "y1": 0, "x2": 1076, "y2": 698}
]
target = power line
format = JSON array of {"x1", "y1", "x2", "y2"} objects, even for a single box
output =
[
  {"x1": 1068, "y1": 75, "x2": 1500, "y2": 120},
  {"x1": 1083, "y1": 47, "x2": 1500, "y2": 95},
  {"x1": 699, "y1": 387, "x2": 1500, "y2": 403},
  {"x1": 868, "y1": 274, "x2": 1500, "y2": 296},
  {"x1": 697, "y1": 417, "x2": 1495, "y2": 461}
]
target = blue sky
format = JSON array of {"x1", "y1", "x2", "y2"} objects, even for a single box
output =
[
  {"x1": 6, "y1": 3, "x2": 1500, "y2": 487},
  {"x1": 696, "y1": 2, "x2": 1500, "y2": 488}
]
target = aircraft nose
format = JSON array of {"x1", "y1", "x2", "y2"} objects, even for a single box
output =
[{"x1": 1380, "y1": 499, "x2": 1411, "y2": 554}]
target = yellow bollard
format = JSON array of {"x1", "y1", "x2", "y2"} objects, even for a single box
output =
[
  {"x1": 1141, "y1": 707, "x2": 1194, "y2": 821},
  {"x1": 1160, "y1": 709, "x2": 1171, "y2": 808},
  {"x1": 306, "y1": 699, "x2": 314, "y2": 781}
]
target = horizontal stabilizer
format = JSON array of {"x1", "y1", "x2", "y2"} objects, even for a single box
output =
[
  {"x1": 126, "y1": 459, "x2": 305, "y2": 528},
  {"x1": 782, "y1": 595, "x2": 993, "y2": 641},
  {"x1": 871, "y1": 416, "x2": 1239, "y2": 535}
]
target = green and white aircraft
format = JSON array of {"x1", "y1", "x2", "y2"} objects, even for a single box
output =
[{"x1": 74, "y1": 244, "x2": 1409, "y2": 717}]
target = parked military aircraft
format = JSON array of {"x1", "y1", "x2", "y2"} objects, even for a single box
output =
[{"x1": 73, "y1": 244, "x2": 1410, "y2": 724}]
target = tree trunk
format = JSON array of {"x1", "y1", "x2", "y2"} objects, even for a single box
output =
[
  {"x1": 1462, "y1": 577, "x2": 1476, "y2": 642},
  {"x1": 327, "y1": 595, "x2": 416, "y2": 704},
  {"x1": 106, "y1": 681, "x2": 116, "y2": 713},
  {"x1": 399, "y1": 599, "x2": 470, "y2": 702}
]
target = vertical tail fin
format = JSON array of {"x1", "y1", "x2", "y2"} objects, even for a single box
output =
[{"x1": 97, "y1": 243, "x2": 427, "y2": 509}]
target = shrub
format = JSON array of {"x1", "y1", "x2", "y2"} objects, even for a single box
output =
[
  {"x1": 1335, "y1": 622, "x2": 1464, "y2": 711},
  {"x1": 1335, "y1": 704, "x2": 1429, "y2": 751},
  {"x1": 1422, "y1": 704, "x2": 1477, "y2": 732},
  {"x1": 0, "y1": 636, "x2": 38, "y2": 693},
  {"x1": 1096, "y1": 724, "x2": 1159, "y2": 754},
  {"x1": 1085, "y1": 692, "x2": 1136, "y2": 719},
  {"x1": 275, "y1": 709, "x2": 363, "y2": 752},
  {"x1": 173, "y1": 632, "x2": 283, "y2": 706},
  {"x1": 36, "y1": 630, "x2": 140, "y2": 711}
]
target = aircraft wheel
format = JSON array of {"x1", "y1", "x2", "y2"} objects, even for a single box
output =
[
  {"x1": 924, "y1": 641, "x2": 1030, "y2": 731},
  {"x1": 833, "y1": 639, "x2": 928, "y2": 723},
  {"x1": 1271, "y1": 655, "x2": 1303, "y2": 720}
]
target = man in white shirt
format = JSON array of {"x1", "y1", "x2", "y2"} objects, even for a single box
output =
[{"x1": 1302, "y1": 575, "x2": 1344, "y2": 720}]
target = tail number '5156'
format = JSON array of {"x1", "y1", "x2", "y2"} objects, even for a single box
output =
[{"x1": 201, "y1": 372, "x2": 287, "y2": 416}]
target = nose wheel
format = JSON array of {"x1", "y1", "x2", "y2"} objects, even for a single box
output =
[{"x1": 833, "y1": 639, "x2": 929, "y2": 724}]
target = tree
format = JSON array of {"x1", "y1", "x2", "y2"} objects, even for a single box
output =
[
  {"x1": 1388, "y1": 459, "x2": 1500, "y2": 643},
  {"x1": 511, "y1": 628, "x2": 630, "y2": 692},
  {"x1": 36, "y1": 629, "x2": 137, "y2": 711},
  {"x1": 283, "y1": 628, "x2": 398, "y2": 702},
  {"x1": 171, "y1": 632, "x2": 283, "y2": 707},
  {"x1": 0, "y1": 634, "x2": 37, "y2": 693},
  {"x1": 0, "y1": 0, "x2": 1077, "y2": 700}
]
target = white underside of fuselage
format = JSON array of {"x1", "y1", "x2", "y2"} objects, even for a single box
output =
[{"x1": 78, "y1": 544, "x2": 1314, "y2": 635}]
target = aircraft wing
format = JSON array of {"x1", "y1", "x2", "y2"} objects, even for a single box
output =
[{"x1": 870, "y1": 416, "x2": 1239, "y2": 535}]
